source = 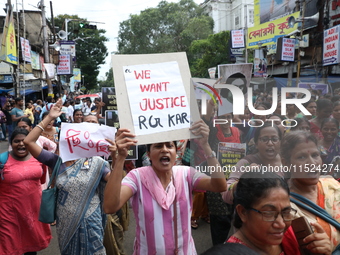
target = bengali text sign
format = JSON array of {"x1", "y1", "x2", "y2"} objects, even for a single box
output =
[{"x1": 59, "y1": 123, "x2": 116, "y2": 162}]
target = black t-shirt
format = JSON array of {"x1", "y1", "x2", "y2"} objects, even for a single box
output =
[{"x1": 3, "y1": 109, "x2": 12, "y2": 125}]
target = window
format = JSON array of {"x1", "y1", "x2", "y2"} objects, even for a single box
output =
[
  {"x1": 235, "y1": 16, "x2": 239, "y2": 26},
  {"x1": 249, "y1": 9, "x2": 254, "y2": 24}
]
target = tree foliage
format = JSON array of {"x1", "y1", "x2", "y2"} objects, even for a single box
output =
[
  {"x1": 189, "y1": 30, "x2": 231, "y2": 78},
  {"x1": 117, "y1": 0, "x2": 213, "y2": 54},
  {"x1": 53, "y1": 14, "x2": 108, "y2": 91},
  {"x1": 98, "y1": 68, "x2": 114, "y2": 88}
]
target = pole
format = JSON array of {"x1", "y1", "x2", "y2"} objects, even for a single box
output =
[
  {"x1": 40, "y1": 0, "x2": 53, "y2": 97},
  {"x1": 50, "y1": 1, "x2": 56, "y2": 43},
  {"x1": 296, "y1": 0, "x2": 306, "y2": 84},
  {"x1": 15, "y1": 0, "x2": 21, "y2": 98},
  {"x1": 20, "y1": 0, "x2": 26, "y2": 106},
  {"x1": 244, "y1": 4, "x2": 248, "y2": 63},
  {"x1": 65, "y1": 18, "x2": 69, "y2": 41}
]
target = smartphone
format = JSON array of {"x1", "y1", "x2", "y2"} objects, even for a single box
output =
[{"x1": 291, "y1": 217, "x2": 317, "y2": 255}]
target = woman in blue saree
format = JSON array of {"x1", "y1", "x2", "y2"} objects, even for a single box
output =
[{"x1": 24, "y1": 99, "x2": 114, "y2": 255}]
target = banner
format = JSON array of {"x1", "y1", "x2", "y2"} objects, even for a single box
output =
[
  {"x1": 59, "y1": 40, "x2": 76, "y2": 61},
  {"x1": 57, "y1": 55, "x2": 72, "y2": 75},
  {"x1": 323, "y1": 25, "x2": 340, "y2": 66},
  {"x1": 254, "y1": 49, "x2": 267, "y2": 77},
  {"x1": 30, "y1": 51, "x2": 40, "y2": 70},
  {"x1": 281, "y1": 38, "x2": 296, "y2": 61},
  {"x1": 20, "y1": 37, "x2": 31, "y2": 63},
  {"x1": 298, "y1": 83, "x2": 328, "y2": 94},
  {"x1": 251, "y1": 0, "x2": 319, "y2": 49},
  {"x1": 44, "y1": 63, "x2": 56, "y2": 79},
  {"x1": 0, "y1": 10, "x2": 18, "y2": 65},
  {"x1": 73, "y1": 68, "x2": 81, "y2": 82},
  {"x1": 231, "y1": 30, "x2": 245, "y2": 48},
  {"x1": 247, "y1": 12, "x2": 299, "y2": 48}
]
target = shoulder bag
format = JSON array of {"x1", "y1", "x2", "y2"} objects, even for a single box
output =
[{"x1": 39, "y1": 157, "x2": 62, "y2": 224}]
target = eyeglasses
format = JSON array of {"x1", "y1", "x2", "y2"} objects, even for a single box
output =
[
  {"x1": 258, "y1": 136, "x2": 280, "y2": 143},
  {"x1": 250, "y1": 207, "x2": 297, "y2": 222},
  {"x1": 83, "y1": 112, "x2": 97, "y2": 116}
]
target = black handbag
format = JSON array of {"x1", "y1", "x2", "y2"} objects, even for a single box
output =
[{"x1": 39, "y1": 157, "x2": 62, "y2": 224}]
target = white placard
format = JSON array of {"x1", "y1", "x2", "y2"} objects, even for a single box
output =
[
  {"x1": 231, "y1": 30, "x2": 245, "y2": 48},
  {"x1": 59, "y1": 41, "x2": 76, "y2": 57},
  {"x1": 59, "y1": 123, "x2": 116, "y2": 162},
  {"x1": 123, "y1": 61, "x2": 191, "y2": 136},
  {"x1": 323, "y1": 25, "x2": 340, "y2": 66},
  {"x1": 57, "y1": 55, "x2": 72, "y2": 75},
  {"x1": 20, "y1": 37, "x2": 31, "y2": 63},
  {"x1": 281, "y1": 38, "x2": 295, "y2": 62},
  {"x1": 112, "y1": 52, "x2": 201, "y2": 145},
  {"x1": 44, "y1": 63, "x2": 55, "y2": 79}
]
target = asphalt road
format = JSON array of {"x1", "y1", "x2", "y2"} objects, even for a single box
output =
[
  {"x1": 0, "y1": 141, "x2": 213, "y2": 254},
  {"x1": 37, "y1": 209, "x2": 212, "y2": 255}
]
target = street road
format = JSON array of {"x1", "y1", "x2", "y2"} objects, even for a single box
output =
[{"x1": 0, "y1": 141, "x2": 213, "y2": 254}]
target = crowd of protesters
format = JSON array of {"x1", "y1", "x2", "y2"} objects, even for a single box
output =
[{"x1": 0, "y1": 85, "x2": 339, "y2": 255}]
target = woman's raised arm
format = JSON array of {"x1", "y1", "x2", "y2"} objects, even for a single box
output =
[{"x1": 24, "y1": 99, "x2": 62, "y2": 158}]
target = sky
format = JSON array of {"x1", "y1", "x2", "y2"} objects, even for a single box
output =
[{"x1": 0, "y1": 0, "x2": 202, "y2": 81}]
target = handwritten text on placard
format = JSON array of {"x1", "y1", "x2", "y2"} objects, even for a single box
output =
[
  {"x1": 123, "y1": 61, "x2": 191, "y2": 136},
  {"x1": 59, "y1": 123, "x2": 116, "y2": 162}
]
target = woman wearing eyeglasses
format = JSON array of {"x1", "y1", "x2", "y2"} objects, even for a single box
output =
[
  {"x1": 226, "y1": 171, "x2": 331, "y2": 254},
  {"x1": 226, "y1": 172, "x2": 301, "y2": 255},
  {"x1": 281, "y1": 131, "x2": 338, "y2": 254},
  {"x1": 223, "y1": 122, "x2": 283, "y2": 204}
]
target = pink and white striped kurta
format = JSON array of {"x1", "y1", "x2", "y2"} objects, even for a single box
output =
[{"x1": 122, "y1": 166, "x2": 206, "y2": 255}]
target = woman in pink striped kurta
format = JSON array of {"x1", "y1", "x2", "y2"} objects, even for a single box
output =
[{"x1": 104, "y1": 120, "x2": 227, "y2": 255}]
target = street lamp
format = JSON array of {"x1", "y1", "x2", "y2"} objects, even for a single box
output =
[{"x1": 82, "y1": 75, "x2": 85, "y2": 87}]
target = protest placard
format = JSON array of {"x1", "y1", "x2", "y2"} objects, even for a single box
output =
[
  {"x1": 105, "y1": 110, "x2": 119, "y2": 128},
  {"x1": 59, "y1": 123, "x2": 116, "y2": 162},
  {"x1": 101, "y1": 87, "x2": 117, "y2": 115},
  {"x1": 112, "y1": 52, "x2": 200, "y2": 145},
  {"x1": 218, "y1": 142, "x2": 246, "y2": 177}
]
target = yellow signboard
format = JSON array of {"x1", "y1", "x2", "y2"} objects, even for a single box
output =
[
  {"x1": 247, "y1": 12, "x2": 299, "y2": 49},
  {"x1": 0, "y1": 11, "x2": 17, "y2": 65},
  {"x1": 6, "y1": 13, "x2": 17, "y2": 64}
]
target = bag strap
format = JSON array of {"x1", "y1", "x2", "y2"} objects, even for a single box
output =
[
  {"x1": 46, "y1": 157, "x2": 62, "y2": 189},
  {"x1": 291, "y1": 192, "x2": 335, "y2": 218},
  {"x1": 0, "y1": 151, "x2": 9, "y2": 180},
  {"x1": 290, "y1": 193, "x2": 340, "y2": 230}
]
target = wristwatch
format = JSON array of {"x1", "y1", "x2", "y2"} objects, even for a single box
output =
[{"x1": 206, "y1": 150, "x2": 216, "y2": 159}]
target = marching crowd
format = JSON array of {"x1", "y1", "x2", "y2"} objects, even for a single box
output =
[{"x1": 0, "y1": 87, "x2": 339, "y2": 255}]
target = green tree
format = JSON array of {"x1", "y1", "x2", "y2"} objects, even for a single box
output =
[
  {"x1": 98, "y1": 68, "x2": 114, "y2": 88},
  {"x1": 189, "y1": 31, "x2": 231, "y2": 77},
  {"x1": 117, "y1": 0, "x2": 213, "y2": 54},
  {"x1": 53, "y1": 14, "x2": 108, "y2": 91}
]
